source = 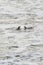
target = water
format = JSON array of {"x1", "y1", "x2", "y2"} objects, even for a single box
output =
[{"x1": 0, "y1": 0, "x2": 43, "y2": 65}]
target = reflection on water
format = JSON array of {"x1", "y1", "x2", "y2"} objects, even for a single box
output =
[{"x1": 0, "y1": 0, "x2": 43, "y2": 65}]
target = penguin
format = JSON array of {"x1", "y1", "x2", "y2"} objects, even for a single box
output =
[
  {"x1": 16, "y1": 26, "x2": 21, "y2": 30},
  {"x1": 27, "y1": 27, "x2": 33, "y2": 29},
  {"x1": 24, "y1": 26, "x2": 33, "y2": 30}
]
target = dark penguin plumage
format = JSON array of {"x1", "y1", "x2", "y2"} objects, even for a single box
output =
[
  {"x1": 24, "y1": 26, "x2": 27, "y2": 30},
  {"x1": 16, "y1": 26, "x2": 21, "y2": 30}
]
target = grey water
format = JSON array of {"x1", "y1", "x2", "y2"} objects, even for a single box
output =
[{"x1": 0, "y1": 0, "x2": 43, "y2": 65}]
